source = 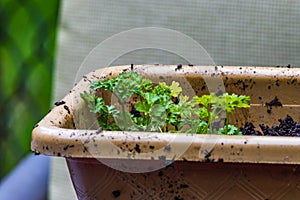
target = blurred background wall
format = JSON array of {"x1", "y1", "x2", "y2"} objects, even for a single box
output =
[
  {"x1": 1, "y1": 0, "x2": 300, "y2": 199},
  {"x1": 0, "y1": 0, "x2": 60, "y2": 179}
]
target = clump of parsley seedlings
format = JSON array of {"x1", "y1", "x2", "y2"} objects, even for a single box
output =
[{"x1": 80, "y1": 71, "x2": 250, "y2": 135}]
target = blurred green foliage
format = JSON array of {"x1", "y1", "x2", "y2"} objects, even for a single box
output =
[{"x1": 0, "y1": 0, "x2": 60, "y2": 178}]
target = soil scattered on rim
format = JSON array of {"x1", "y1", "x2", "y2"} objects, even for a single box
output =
[
  {"x1": 54, "y1": 101, "x2": 65, "y2": 106},
  {"x1": 265, "y1": 96, "x2": 282, "y2": 114},
  {"x1": 175, "y1": 64, "x2": 182, "y2": 71},
  {"x1": 241, "y1": 115, "x2": 300, "y2": 137},
  {"x1": 276, "y1": 64, "x2": 291, "y2": 68}
]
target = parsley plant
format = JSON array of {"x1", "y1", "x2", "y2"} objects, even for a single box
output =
[{"x1": 81, "y1": 71, "x2": 250, "y2": 135}]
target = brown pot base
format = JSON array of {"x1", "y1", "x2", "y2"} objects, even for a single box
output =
[{"x1": 67, "y1": 158, "x2": 300, "y2": 200}]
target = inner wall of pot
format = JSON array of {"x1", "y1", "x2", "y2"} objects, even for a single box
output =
[
  {"x1": 76, "y1": 68, "x2": 300, "y2": 130},
  {"x1": 188, "y1": 74, "x2": 300, "y2": 128}
]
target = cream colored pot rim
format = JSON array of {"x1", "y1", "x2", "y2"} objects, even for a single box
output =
[{"x1": 31, "y1": 65, "x2": 300, "y2": 164}]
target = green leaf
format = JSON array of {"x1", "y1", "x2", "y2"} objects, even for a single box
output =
[
  {"x1": 150, "y1": 104, "x2": 166, "y2": 117},
  {"x1": 197, "y1": 121, "x2": 209, "y2": 134},
  {"x1": 223, "y1": 93, "x2": 251, "y2": 112},
  {"x1": 139, "y1": 79, "x2": 153, "y2": 91},
  {"x1": 115, "y1": 112, "x2": 134, "y2": 130},
  {"x1": 135, "y1": 101, "x2": 150, "y2": 113},
  {"x1": 114, "y1": 71, "x2": 143, "y2": 99},
  {"x1": 218, "y1": 125, "x2": 242, "y2": 135},
  {"x1": 192, "y1": 94, "x2": 212, "y2": 108},
  {"x1": 141, "y1": 92, "x2": 160, "y2": 105},
  {"x1": 169, "y1": 81, "x2": 182, "y2": 97},
  {"x1": 197, "y1": 107, "x2": 209, "y2": 119},
  {"x1": 90, "y1": 76, "x2": 118, "y2": 92},
  {"x1": 153, "y1": 82, "x2": 171, "y2": 96}
]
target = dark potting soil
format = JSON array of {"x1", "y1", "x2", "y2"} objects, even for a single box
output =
[{"x1": 241, "y1": 115, "x2": 300, "y2": 137}]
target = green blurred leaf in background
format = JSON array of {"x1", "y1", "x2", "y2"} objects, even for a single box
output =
[{"x1": 0, "y1": 0, "x2": 60, "y2": 179}]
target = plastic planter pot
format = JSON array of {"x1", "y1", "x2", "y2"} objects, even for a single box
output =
[{"x1": 32, "y1": 65, "x2": 300, "y2": 200}]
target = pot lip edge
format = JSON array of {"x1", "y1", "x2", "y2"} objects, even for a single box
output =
[
  {"x1": 31, "y1": 125, "x2": 300, "y2": 164},
  {"x1": 31, "y1": 65, "x2": 300, "y2": 163}
]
